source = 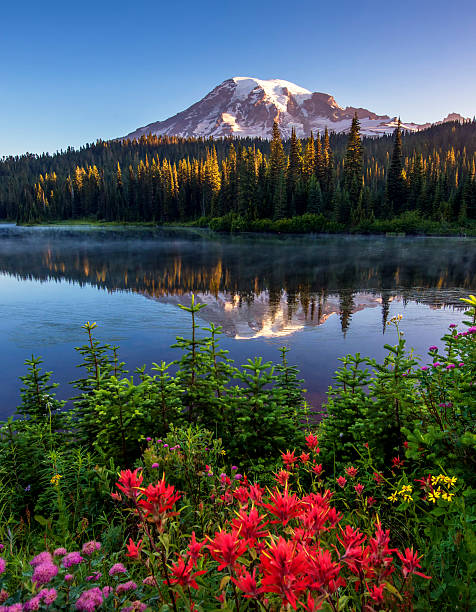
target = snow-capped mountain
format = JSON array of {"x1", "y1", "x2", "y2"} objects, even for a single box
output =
[{"x1": 125, "y1": 77, "x2": 468, "y2": 140}]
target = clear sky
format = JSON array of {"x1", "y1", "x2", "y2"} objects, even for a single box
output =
[{"x1": 1, "y1": 0, "x2": 475, "y2": 157}]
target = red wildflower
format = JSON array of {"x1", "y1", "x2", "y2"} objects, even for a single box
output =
[
  {"x1": 248, "y1": 483, "x2": 265, "y2": 503},
  {"x1": 274, "y1": 470, "x2": 291, "y2": 487},
  {"x1": 368, "y1": 583, "x2": 385, "y2": 604},
  {"x1": 300, "y1": 452, "x2": 310, "y2": 464},
  {"x1": 403, "y1": 441, "x2": 409, "y2": 449},
  {"x1": 187, "y1": 532, "x2": 206, "y2": 563},
  {"x1": 116, "y1": 469, "x2": 143, "y2": 500},
  {"x1": 397, "y1": 548, "x2": 431, "y2": 580},
  {"x1": 231, "y1": 507, "x2": 269, "y2": 544},
  {"x1": 311, "y1": 463, "x2": 324, "y2": 477},
  {"x1": 260, "y1": 538, "x2": 309, "y2": 609},
  {"x1": 364, "y1": 442, "x2": 369, "y2": 449},
  {"x1": 367, "y1": 496, "x2": 376, "y2": 507},
  {"x1": 138, "y1": 476, "x2": 181, "y2": 525},
  {"x1": 415, "y1": 474, "x2": 432, "y2": 491},
  {"x1": 169, "y1": 557, "x2": 206, "y2": 590},
  {"x1": 373, "y1": 472, "x2": 384, "y2": 485},
  {"x1": 305, "y1": 433, "x2": 320, "y2": 451},
  {"x1": 345, "y1": 466, "x2": 358, "y2": 479},
  {"x1": 354, "y1": 483, "x2": 364, "y2": 495},
  {"x1": 306, "y1": 548, "x2": 342, "y2": 592},
  {"x1": 338, "y1": 525, "x2": 366, "y2": 551},
  {"x1": 326, "y1": 507, "x2": 342, "y2": 528},
  {"x1": 232, "y1": 486, "x2": 250, "y2": 505},
  {"x1": 207, "y1": 531, "x2": 247, "y2": 571},
  {"x1": 126, "y1": 538, "x2": 143, "y2": 559},
  {"x1": 336, "y1": 476, "x2": 347, "y2": 488},
  {"x1": 232, "y1": 567, "x2": 260, "y2": 599},
  {"x1": 302, "y1": 592, "x2": 324, "y2": 611},
  {"x1": 301, "y1": 504, "x2": 329, "y2": 535},
  {"x1": 281, "y1": 450, "x2": 298, "y2": 468},
  {"x1": 366, "y1": 520, "x2": 397, "y2": 577},
  {"x1": 302, "y1": 490, "x2": 333, "y2": 506},
  {"x1": 260, "y1": 487, "x2": 303, "y2": 526},
  {"x1": 220, "y1": 473, "x2": 231, "y2": 487},
  {"x1": 391, "y1": 456, "x2": 404, "y2": 470}
]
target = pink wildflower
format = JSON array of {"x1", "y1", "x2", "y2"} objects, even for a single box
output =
[
  {"x1": 122, "y1": 603, "x2": 147, "y2": 612},
  {"x1": 82, "y1": 541, "x2": 101, "y2": 555},
  {"x1": 30, "y1": 552, "x2": 53, "y2": 567},
  {"x1": 116, "y1": 581, "x2": 137, "y2": 594},
  {"x1": 32, "y1": 563, "x2": 58, "y2": 586},
  {"x1": 75, "y1": 587, "x2": 103, "y2": 611},
  {"x1": 63, "y1": 552, "x2": 84, "y2": 568},
  {"x1": 109, "y1": 562, "x2": 127, "y2": 576},
  {"x1": 24, "y1": 596, "x2": 42, "y2": 611},
  {"x1": 39, "y1": 588, "x2": 57, "y2": 606}
]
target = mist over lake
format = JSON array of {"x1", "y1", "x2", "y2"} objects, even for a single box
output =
[{"x1": 0, "y1": 224, "x2": 474, "y2": 416}]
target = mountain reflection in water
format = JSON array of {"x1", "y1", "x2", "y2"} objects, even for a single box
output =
[
  {"x1": 0, "y1": 225, "x2": 473, "y2": 339},
  {"x1": 0, "y1": 225, "x2": 474, "y2": 414}
]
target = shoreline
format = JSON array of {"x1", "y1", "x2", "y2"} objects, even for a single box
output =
[{"x1": 3, "y1": 217, "x2": 475, "y2": 238}]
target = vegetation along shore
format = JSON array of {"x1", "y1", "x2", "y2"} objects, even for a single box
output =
[{"x1": 0, "y1": 294, "x2": 474, "y2": 609}]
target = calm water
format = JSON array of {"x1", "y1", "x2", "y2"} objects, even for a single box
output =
[{"x1": 0, "y1": 224, "x2": 474, "y2": 417}]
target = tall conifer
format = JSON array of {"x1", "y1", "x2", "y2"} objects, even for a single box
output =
[{"x1": 386, "y1": 119, "x2": 407, "y2": 215}]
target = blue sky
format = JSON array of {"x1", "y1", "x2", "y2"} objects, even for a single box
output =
[{"x1": 1, "y1": 0, "x2": 475, "y2": 156}]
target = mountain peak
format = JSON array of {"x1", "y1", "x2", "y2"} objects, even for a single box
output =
[{"x1": 125, "y1": 77, "x2": 468, "y2": 140}]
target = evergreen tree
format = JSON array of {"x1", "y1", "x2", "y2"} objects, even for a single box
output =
[
  {"x1": 287, "y1": 128, "x2": 303, "y2": 202},
  {"x1": 386, "y1": 119, "x2": 407, "y2": 215},
  {"x1": 18, "y1": 356, "x2": 65, "y2": 422},
  {"x1": 273, "y1": 169, "x2": 287, "y2": 220},
  {"x1": 307, "y1": 175, "x2": 322, "y2": 214},
  {"x1": 269, "y1": 122, "x2": 287, "y2": 219},
  {"x1": 344, "y1": 113, "x2": 363, "y2": 209},
  {"x1": 302, "y1": 133, "x2": 316, "y2": 180}
]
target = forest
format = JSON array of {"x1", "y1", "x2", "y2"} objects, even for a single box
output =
[{"x1": 1, "y1": 118, "x2": 475, "y2": 232}]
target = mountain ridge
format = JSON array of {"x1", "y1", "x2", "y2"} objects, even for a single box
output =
[{"x1": 125, "y1": 77, "x2": 468, "y2": 140}]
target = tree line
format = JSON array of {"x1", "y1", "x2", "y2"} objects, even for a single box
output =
[{"x1": 1, "y1": 117, "x2": 475, "y2": 227}]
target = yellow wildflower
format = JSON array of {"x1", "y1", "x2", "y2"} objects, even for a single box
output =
[
  {"x1": 221, "y1": 450, "x2": 226, "y2": 455},
  {"x1": 388, "y1": 491, "x2": 398, "y2": 503},
  {"x1": 427, "y1": 491, "x2": 437, "y2": 503},
  {"x1": 50, "y1": 474, "x2": 62, "y2": 486},
  {"x1": 445, "y1": 476, "x2": 457, "y2": 487}
]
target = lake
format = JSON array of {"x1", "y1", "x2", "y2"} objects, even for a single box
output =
[{"x1": 0, "y1": 224, "x2": 474, "y2": 417}]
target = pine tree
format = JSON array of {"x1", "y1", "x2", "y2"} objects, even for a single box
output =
[
  {"x1": 302, "y1": 133, "x2": 316, "y2": 180},
  {"x1": 273, "y1": 169, "x2": 287, "y2": 220},
  {"x1": 386, "y1": 119, "x2": 407, "y2": 215},
  {"x1": 18, "y1": 356, "x2": 65, "y2": 421},
  {"x1": 287, "y1": 127, "x2": 303, "y2": 201},
  {"x1": 269, "y1": 122, "x2": 287, "y2": 219},
  {"x1": 269, "y1": 121, "x2": 286, "y2": 184},
  {"x1": 344, "y1": 113, "x2": 363, "y2": 208},
  {"x1": 307, "y1": 175, "x2": 322, "y2": 214}
]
